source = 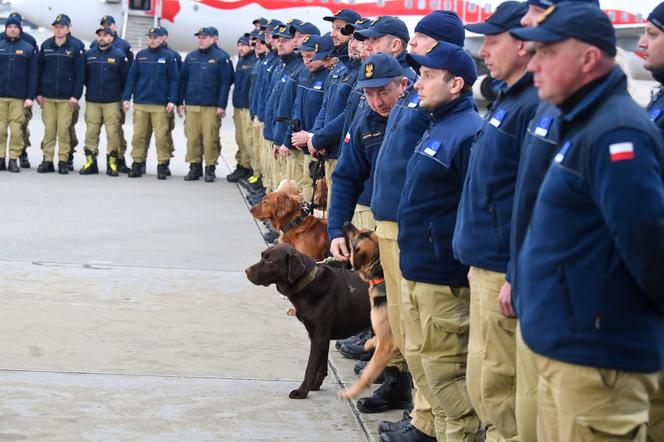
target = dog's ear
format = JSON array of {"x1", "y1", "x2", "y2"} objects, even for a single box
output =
[
  {"x1": 286, "y1": 248, "x2": 308, "y2": 284},
  {"x1": 275, "y1": 194, "x2": 301, "y2": 222}
]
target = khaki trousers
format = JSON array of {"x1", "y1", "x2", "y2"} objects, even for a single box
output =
[
  {"x1": 376, "y1": 221, "x2": 434, "y2": 438},
  {"x1": 184, "y1": 105, "x2": 221, "y2": 166},
  {"x1": 351, "y1": 204, "x2": 376, "y2": 231},
  {"x1": 0, "y1": 98, "x2": 27, "y2": 160},
  {"x1": 261, "y1": 134, "x2": 274, "y2": 191},
  {"x1": 167, "y1": 111, "x2": 175, "y2": 156},
  {"x1": 404, "y1": 280, "x2": 481, "y2": 441},
  {"x1": 324, "y1": 158, "x2": 337, "y2": 212},
  {"x1": 273, "y1": 153, "x2": 286, "y2": 189},
  {"x1": 22, "y1": 106, "x2": 32, "y2": 150},
  {"x1": 42, "y1": 98, "x2": 74, "y2": 162},
  {"x1": 536, "y1": 354, "x2": 658, "y2": 442},
  {"x1": 250, "y1": 117, "x2": 263, "y2": 179},
  {"x1": 130, "y1": 104, "x2": 171, "y2": 164},
  {"x1": 118, "y1": 109, "x2": 127, "y2": 157},
  {"x1": 84, "y1": 102, "x2": 122, "y2": 155},
  {"x1": 467, "y1": 267, "x2": 518, "y2": 441},
  {"x1": 649, "y1": 372, "x2": 664, "y2": 442},
  {"x1": 285, "y1": 149, "x2": 313, "y2": 200},
  {"x1": 233, "y1": 108, "x2": 252, "y2": 168},
  {"x1": 516, "y1": 323, "x2": 539, "y2": 442}
]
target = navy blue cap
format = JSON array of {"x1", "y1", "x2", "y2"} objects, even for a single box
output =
[
  {"x1": 527, "y1": 0, "x2": 599, "y2": 9},
  {"x1": 261, "y1": 19, "x2": 284, "y2": 30},
  {"x1": 6, "y1": 16, "x2": 22, "y2": 29},
  {"x1": 252, "y1": 17, "x2": 268, "y2": 26},
  {"x1": 323, "y1": 9, "x2": 362, "y2": 24},
  {"x1": 299, "y1": 34, "x2": 321, "y2": 51},
  {"x1": 52, "y1": 14, "x2": 71, "y2": 26},
  {"x1": 407, "y1": 40, "x2": 478, "y2": 86},
  {"x1": 160, "y1": 26, "x2": 169, "y2": 36},
  {"x1": 8, "y1": 12, "x2": 23, "y2": 22},
  {"x1": 100, "y1": 15, "x2": 116, "y2": 25},
  {"x1": 355, "y1": 16, "x2": 410, "y2": 42},
  {"x1": 96, "y1": 26, "x2": 114, "y2": 35},
  {"x1": 341, "y1": 18, "x2": 371, "y2": 36},
  {"x1": 357, "y1": 53, "x2": 403, "y2": 88},
  {"x1": 194, "y1": 27, "x2": 216, "y2": 37},
  {"x1": 246, "y1": 29, "x2": 261, "y2": 38},
  {"x1": 311, "y1": 34, "x2": 335, "y2": 60},
  {"x1": 465, "y1": 1, "x2": 527, "y2": 35},
  {"x1": 238, "y1": 35, "x2": 250, "y2": 45},
  {"x1": 255, "y1": 30, "x2": 267, "y2": 43},
  {"x1": 291, "y1": 21, "x2": 321, "y2": 36},
  {"x1": 272, "y1": 24, "x2": 294, "y2": 38},
  {"x1": 648, "y1": 3, "x2": 664, "y2": 33},
  {"x1": 146, "y1": 27, "x2": 163, "y2": 37},
  {"x1": 209, "y1": 26, "x2": 219, "y2": 37},
  {"x1": 414, "y1": 11, "x2": 465, "y2": 46},
  {"x1": 511, "y1": 2, "x2": 616, "y2": 57}
]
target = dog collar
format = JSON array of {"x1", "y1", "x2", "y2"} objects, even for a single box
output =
[
  {"x1": 369, "y1": 277, "x2": 385, "y2": 287},
  {"x1": 280, "y1": 207, "x2": 309, "y2": 235},
  {"x1": 292, "y1": 266, "x2": 318, "y2": 293}
]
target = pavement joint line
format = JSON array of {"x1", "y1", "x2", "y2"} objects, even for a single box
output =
[
  {"x1": 0, "y1": 258, "x2": 247, "y2": 275},
  {"x1": 0, "y1": 367, "x2": 332, "y2": 385},
  {"x1": 327, "y1": 361, "x2": 372, "y2": 442}
]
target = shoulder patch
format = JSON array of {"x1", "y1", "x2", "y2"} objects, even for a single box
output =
[{"x1": 609, "y1": 142, "x2": 634, "y2": 162}]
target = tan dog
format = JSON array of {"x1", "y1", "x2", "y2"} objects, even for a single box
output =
[
  {"x1": 339, "y1": 222, "x2": 398, "y2": 399},
  {"x1": 251, "y1": 180, "x2": 330, "y2": 261}
]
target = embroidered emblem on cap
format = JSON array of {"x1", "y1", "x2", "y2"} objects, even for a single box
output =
[
  {"x1": 537, "y1": 5, "x2": 556, "y2": 24},
  {"x1": 303, "y1": 35, "x2": 310, "y2": 43},
  {"x1": 365, "y1": 63, "x2": 374, "y2": 78},
  {"x1": 371, "y1": 16, "x2": 382, "y2": 25},
  {"x1": 314, "y1": 42, "x2": 319, "y2": 51}
]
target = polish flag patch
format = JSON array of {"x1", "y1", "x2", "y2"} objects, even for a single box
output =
[
  {"x1": 609, "y1": 142, "x2": 634, "y2": 162},
  {"x1": 344, "y1": 132, "x2": 351, "y2": 143}
]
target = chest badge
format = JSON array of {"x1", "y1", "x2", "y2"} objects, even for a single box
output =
[
  {"x1": 423, "y1": 140, "x2": 441, "y2": 157},
  {"x1": 534, "y1": 116, "x2": 553, "y2": 137},
  {"x1": 489, "y1": 108, "x2": 507, "y2": 128},
  {"x1": 313, "y1": 81, "x2": 323, "y2": 90},
  {"x1": 407, "y1": 95, "x2": 420, "y2": 108}
]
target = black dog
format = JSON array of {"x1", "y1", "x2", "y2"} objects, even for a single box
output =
[{"x1": 245, "y1": 244, "x2": 371, "y2": 399}]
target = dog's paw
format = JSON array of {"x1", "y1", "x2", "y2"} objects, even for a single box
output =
[{"x1": 289, "y1": 389, "x2": 309, "y2": 399}]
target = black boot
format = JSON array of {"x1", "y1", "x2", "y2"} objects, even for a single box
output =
[
  {"x1": 379, "y1": 424, "x2": 436, "y2": 442},
  {"x1": 356, "y1": 367, "x2": 413, "y2": 414},
  {"x1": 336, "y1": 328, "x2": 373, "y2": 351},
  {"x1": 164, "y1": 159, "x2": 172, "y2": 176},
  {"x1": 157, "y1": 163, "x2": 168, "y2": 180},
  {"x1": 128, "y1": 162, "x2": 143, "y2": 178},
  {"x1": 204, "y1": 165, "x2": 216, "y2": 183},
  {"x1": 0, "y1": 158, "x2": 5, "y2": 171},
  {"x1": 79, "y1": 149, "x2": 99, "y2": 175},
  {"x1": 7, "y1": 159, "x2": 19, "y2": 173},
  {"x1": 58, "y1": 161, "x2": 69, "y2": 175},
  {"x1": 140, "y1": 162, "x2": 146, "y2": 174},
  {"x1": 66, "y1": 150, "x2": 75, "y2": 171},
  {"x1": 340, "y1": 340, "x2": 373, "y2": 360},
  {"x1": 263, "y1": 229, "x2": 280, "y2": 243},
  {"x1": 117, "y1": 157, "x2": 131, "y2": 174},
  {"x1": 354, "y1": 360, "x2": 385, "y2": 384},
  {"x1": 106, "y1": 153, "x2": 119, "y2": 177},
  {"x1": 37, "y1": 160, "x2": 55, "y2": 173},
  {"x1": 19, "y1": 150, "x2": 30, "y2": 168},
  {"x1": 378, "y1": 415, "x2": 411, "y2": 434},
  {"x1": 226, "y1": 165, "x2": 251, "y2": 183},
  {"x1": 184, "y1": 163, "x2": 202, "y2": 181}
]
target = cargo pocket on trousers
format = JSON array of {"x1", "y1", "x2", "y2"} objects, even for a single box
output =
[{"x1": 577, "y1": 414, "x2": 647, "y2": 441}]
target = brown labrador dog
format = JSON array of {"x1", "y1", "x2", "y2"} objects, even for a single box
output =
[
  {"x1": 250, "y1": 185, "x2": 329, "y2": 261},
  {"x1": 245, "y1": 244, "x2": 371, "y2": 399},
  {"x1": 340, "y1": 222, "x2": 398, "y2": 399}
]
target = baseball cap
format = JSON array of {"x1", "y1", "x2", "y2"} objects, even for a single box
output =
[
  {"x1": 311, "y1": 34, "x2": 335, "y2": 60},
  {"x1": 356, "y1": 52, "x2": 403, "y2": 88},
  {"x1": 52, "y1": 14, "x2": 71, "y2": 26},
  {"x1": 510, "y1": 2, "x2": 616, "y2": 57},
  {"x1": 194, "y1": 27, "x2": 216, "y2": 37},
  {"x1": 323, "y1": 9, "x2": 362, "y2": 24},
  {"x1": 465, "y1": 1, "x2": 528, "y2": 35},
  {"x1": 355, "y1": 16, "x2": 410, "y2": 42},
  {"x1": 527, "y1": 0, "x2": 599, "y2": 8},
  {"x1": 100, "y1": 15, "x2": 116, "y2": 26},
  {"x1": 299, "y1": 34, "x2": 321, "y2": 51},
  {"x1": 414, "y1": 11, "x2": 465, "y2": 46},
  {"x1": 407, "y1": 40, "x2": 478, "y2": 86}
]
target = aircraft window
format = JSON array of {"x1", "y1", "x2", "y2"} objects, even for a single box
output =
[
  {"x1": 405, "y1": 0, "x2": 413, "y2": 8},
  {"x1": 430, "y1": 0, "x2": 439, "y2": 9},
  {"x1": 621, "y1": 12, "x2": 629, "y2": 22},
  {"x1": 378, "y1": 0, "x2": 385, "y2": 6},
  {"x1": 333, "y1": 0, "x2": 341, "y2": 3},
  {"x1": 468, "y1": 3, "x2": 476, "y2": 12},
  {"x1": 607, "y1": 11, "x2": 616, "y2": 21},
  {"x1": 443, "y1": 0, "x2": 451, "y2": 9},
  {"x1": 484, "y1": 3, "x2": 492, "y2": 12},
  {"x1": 637, "y1": 13, "x2": 643, "y2": 22},
  {"x1": 418, "y1": 0, "x2": 426, "y2": 9},
  {"x1": 129, "y1": 0, "x2": 151, "y2": 10}
]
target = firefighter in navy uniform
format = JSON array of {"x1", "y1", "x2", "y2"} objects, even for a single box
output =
[
  {"x1": 227, "y1": 34, "x2": 256, "y2": 183},
  {"x1": 122, "y1": 27, "x2": 179, "y2": 180},
  {"x1": 178, "y1": 27, "x2": 235, "y2": 182},
  {"x1": 161, "y1": 26, "x2": 182, "y2": 175},
  {"x1": 64, "y1": 24, "x2": 86, "y2": 172},
  {"x1": 0, "y1": 15, "x2": 37, "y2": 173},
  {"x1": 80, "y1": 26, "x2": 129, "y2": 176},
  {"x1": 511, "y1": 4, "x2": 664, "y2": 440},
  {"x1": 0, "y1": 13, "x2": 37, "y2": 169},
  {"x1": 36, "y1": 14, "x2": 85, "y2": 175}
]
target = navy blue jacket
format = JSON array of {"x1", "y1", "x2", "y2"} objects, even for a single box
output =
[
  {"x1": 646, "y1": 83, "x2": 664, "y2": 139},
  {"x1": 453, "y1": 72, "x2": 539, "y2": 273},
  {"x1": 179, "y1": 46, "x2": 234, "y2": 108},
  {"x1": 91, "y1": 33, "x2": 134, "y2": 65},
  {"x1": 328, "y1": 106, "x2": 388, "y2": 239},
  {"x1": 123, "y1": 46, "x2": 179, "y2": 105},
  {"x1": 264, "y1": 52, "x2": 301, "y2": 143},
  {"x1": 0, "y1": 35, "x2": 37, "y2": 100},
  {"x1": 0, "y1": 30, "x2": 37, "y2": 50},
  {"x1": 518, "y1": 67, "x2": 664, "y2": 373},
  {"x1": 372, "y1": 88, "x2": 432, "y2": 222},
  {"x1": 84, "y1": 45, "x2": 128, "y2": 103},
  {"x1": 256, "y1": 51, "x2": 280, "y2": 123},
  {"x1": 233, "y1": 51, "x2": 256, "y2": 109},
  {"x1": 273, "y1": 57, "x2": 305, "y2": 146},
  {"x1": 287, "y1": 65, "x2": 329, "y2": 152},
  {"x1": 37, "y1": 35, "x2": 85, "y2": 100},
  {"x1": 163, "y1": 43, "x2": 182, "y2": 70},
  {"x1": 398, "y1": 94, "x2": 482, "y2": 286},
  {"x1": 249, "y1": 52, "x2": 266, "y2": 119},
  {"x1": 312, "y1": 51, "x2": 359, "y2": 159},
  {"x1": 509, "y1": 100, "x2": 561, "y2": 314}
]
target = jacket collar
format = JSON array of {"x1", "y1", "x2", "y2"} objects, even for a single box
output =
[
  {"x1": 431, "y1": 93, "x2": 475, "y2": 123},
  {"x1": 495, "y1": 70, "x2": 534, "y2": 98},
  {"x1": 561, "y1": 66, "x2": 626, "y2": 124}
]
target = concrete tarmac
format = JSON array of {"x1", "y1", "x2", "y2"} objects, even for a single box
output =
[{"x1": 0, "y1": 106, "x2": 402, "y2": 441}]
